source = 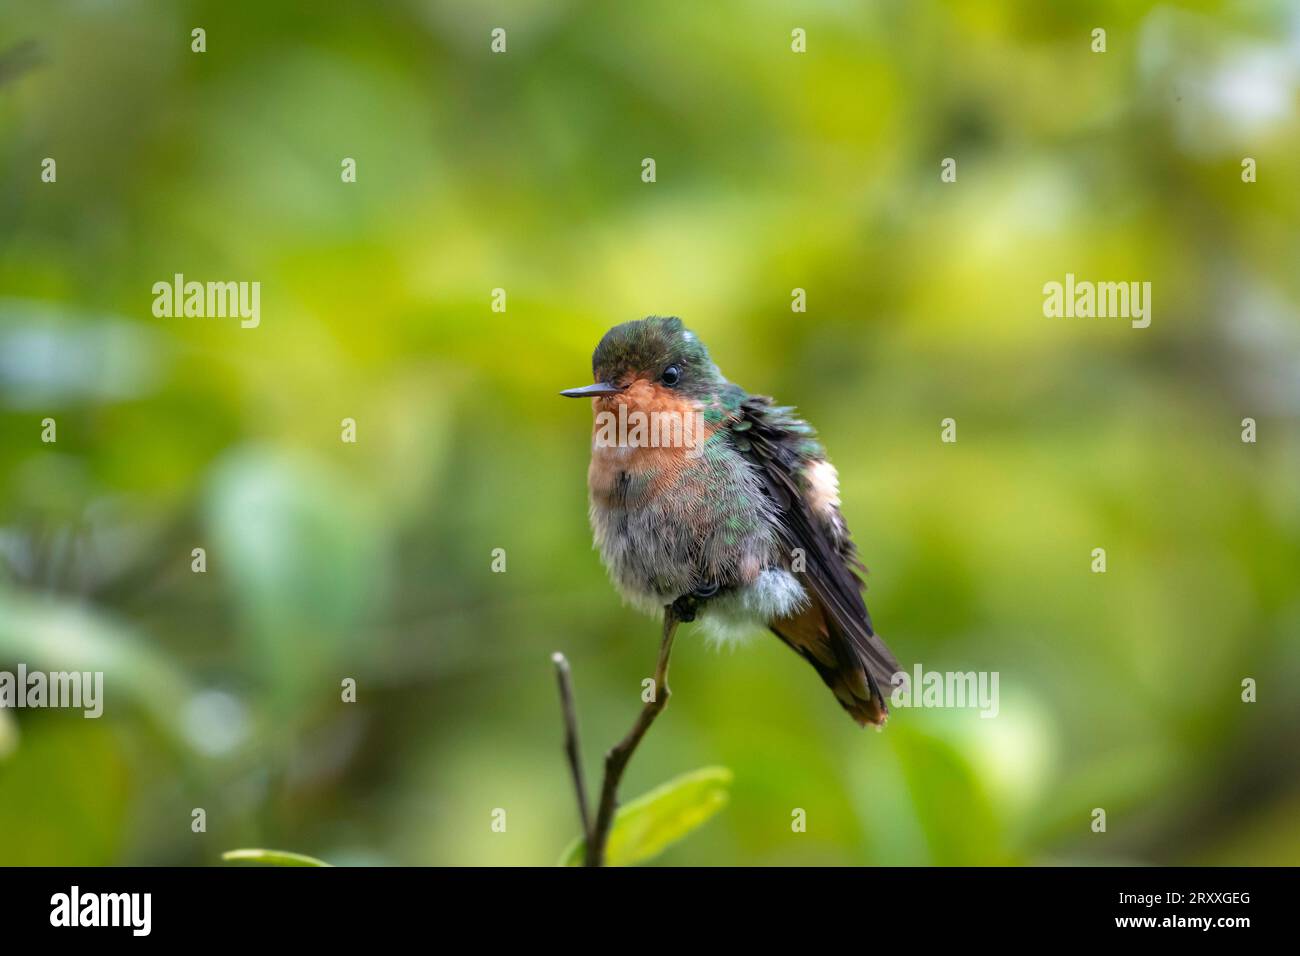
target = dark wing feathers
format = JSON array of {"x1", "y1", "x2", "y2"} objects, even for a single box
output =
[{"x1": 732, "y1": 394, "x2": 901, "y2": 725}]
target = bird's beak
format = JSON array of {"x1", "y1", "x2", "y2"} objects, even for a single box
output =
[{"x1": 559, "y1": 382, "x2": 624, "y2": 398}]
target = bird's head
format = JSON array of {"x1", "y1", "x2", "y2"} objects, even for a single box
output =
[{"x1": 560, "y1": 315, "x2": 722, "y2": 404}]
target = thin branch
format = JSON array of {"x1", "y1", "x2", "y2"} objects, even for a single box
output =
[
  {"x1": 586, "y1": 604, "x2": 680, "y2": 867},
  {"x1": 551, "y1": 652, "x2": 592, "y2": 842}
]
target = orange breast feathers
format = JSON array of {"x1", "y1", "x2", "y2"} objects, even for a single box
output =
[{"x1": 586, "y1": 378, "x2": 715, "y2": 505}]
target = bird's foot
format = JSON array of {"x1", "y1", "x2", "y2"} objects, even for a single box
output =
[
  {"x1": 670, "y1": 583, "x2": 720, "y2": 623},
  {"x1": 670, "y1": 594, "x2": 698, "y2": 623}
]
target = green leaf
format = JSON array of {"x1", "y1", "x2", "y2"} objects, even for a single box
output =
[
  {"x1": 222, "y1": 848, "x2": 332, "y2": 867},
  {"x1": 558, "y1": 766, "x2": 732, "y2": 866}
]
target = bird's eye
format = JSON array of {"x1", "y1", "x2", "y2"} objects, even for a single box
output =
[{"x1": 661, "y1": 365, "x2": 681, "y2": 387}]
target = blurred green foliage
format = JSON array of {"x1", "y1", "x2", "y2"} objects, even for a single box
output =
[{"x1": 1, "y1": 0, "x2": 1298, "y2": 866}]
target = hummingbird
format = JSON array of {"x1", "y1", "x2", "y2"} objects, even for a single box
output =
[{"x1": 561, "y1": 315, "x2": 900, "y2": 726}]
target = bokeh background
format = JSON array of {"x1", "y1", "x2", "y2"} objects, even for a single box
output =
[{"x1": 1, "y1": 0, "x2": 1298, "y2": 866}]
